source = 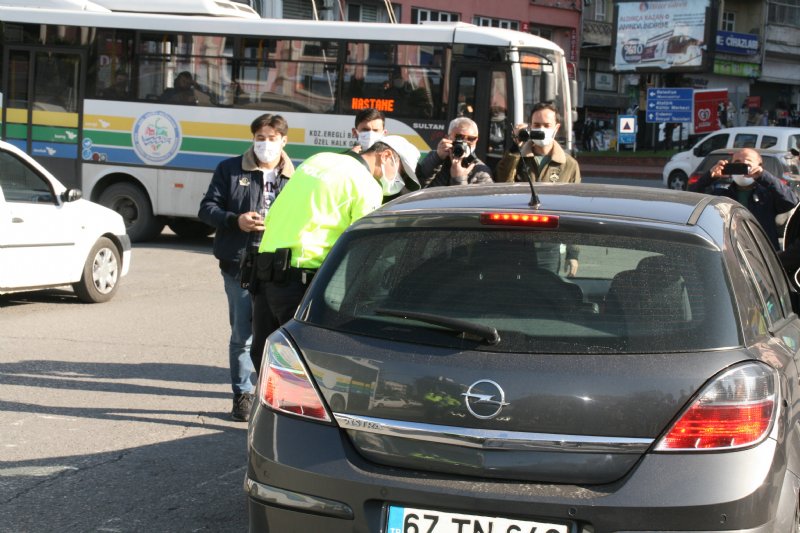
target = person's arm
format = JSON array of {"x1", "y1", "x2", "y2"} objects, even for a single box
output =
[
  {"x1": 416, "y1": 150, "x2": 445, "y2": 188},
  {"x1": 687, "y1": 170, "x2": 715, "y2": 193},
  {"x1": 564, "y1": 244, "x2": 579, "y2": 278},
  {"x1": 495, "y1": 152, "x2": 521, "y2": 183},
  {"x1": 468, "y1": 162, "x2": 494, "y2": 185},
  {"x1": 198, "y1": 163, "x2": 239, "y2": 229},
  {"x1": 199, "y1": 162, "x2": 262, "y2": 232},
  {"x1": 759, "y1": 170, "x2": 799, "y2": 214}
]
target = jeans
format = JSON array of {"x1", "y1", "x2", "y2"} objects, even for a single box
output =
[{"x1": 222, "y1": 269, "x2": 256, "y2": 395}]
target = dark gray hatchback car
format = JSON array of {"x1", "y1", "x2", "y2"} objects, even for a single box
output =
[{"x1": 246, "y1": 183, "x2": 800, "y2": 533}]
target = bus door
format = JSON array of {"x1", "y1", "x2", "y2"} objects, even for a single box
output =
[
  {"x1": 449, "y1": 64, "x2": 510, "y2": 171},
  {"x1": 2, "y1": 47, "x2": 85, "y2": 188}
]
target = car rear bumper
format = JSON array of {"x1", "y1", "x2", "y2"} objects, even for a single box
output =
[{"x1": 246, "y1": 405, "x2": 800, "y2": 533}]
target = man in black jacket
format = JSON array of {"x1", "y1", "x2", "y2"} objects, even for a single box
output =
[
  {"x1": 689, "y1": 147, "x2": 797, "y2": 250},
  {"x1": 198, "y1": 114, "x2": 294, "y2": 421}
]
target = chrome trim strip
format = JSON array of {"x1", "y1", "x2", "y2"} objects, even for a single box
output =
[
  {"x1": 334, "y1": 413, "x2": 653, "y2": 453},
  {"x1": 244, "y1": 477, "x2": 353, "y2": 519}
]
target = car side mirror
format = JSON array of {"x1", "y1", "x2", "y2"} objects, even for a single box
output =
[
  {"x1": 693, "y1": 147, "x2": 702, "y2": 157},
  {"x1": 61, "y1": 188, "x2": 82, "y2": 202}
]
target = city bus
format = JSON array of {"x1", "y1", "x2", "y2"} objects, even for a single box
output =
[{"x1": 0, "y1": 4, "x2": 575, "y2": 241}]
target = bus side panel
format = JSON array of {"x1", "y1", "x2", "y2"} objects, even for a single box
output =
[{"x1": 82, "y1": 99, "x2": 433, "y2": 217}]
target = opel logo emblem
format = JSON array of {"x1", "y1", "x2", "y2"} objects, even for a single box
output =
[{"x1": 462, "y1": 379, "x2": 509, "y2": 420}]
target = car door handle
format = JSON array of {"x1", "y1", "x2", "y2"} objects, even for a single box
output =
[{"x1": 12, "y1": 217, "x2": 23, "y2": 223}]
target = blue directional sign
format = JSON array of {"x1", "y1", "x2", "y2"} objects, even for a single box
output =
[{"x1": 646, "y1": 88, "x2": 693, "y2": 123}]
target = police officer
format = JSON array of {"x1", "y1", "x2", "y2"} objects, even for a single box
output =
[{"x1": 250, "y1": 135, "x2": 421, "y2": 372}]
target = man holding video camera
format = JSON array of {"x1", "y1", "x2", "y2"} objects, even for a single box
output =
[
  {"x1": 417, "y1": 117, "x2": 493, "y2": 188},
  {"x1": 495, "y1": 102, "x2": 581, "y2": 185},
  {"x1": 689, "y1": 147, "x2": 797, "y2": 250},
  {"x1": 495, "y1": 102, "x2": 581, "y2": 277}
]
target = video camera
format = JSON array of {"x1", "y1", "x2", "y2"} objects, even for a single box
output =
[{"x1": 517, "y1": 128, "x2": 546, "y2": 143}]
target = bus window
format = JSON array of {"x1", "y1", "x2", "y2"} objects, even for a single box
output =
[
  {"x1": 238, "y1": 39, "x2": 338, "y2": 113},
  {"x1": 487, "y1": 71, "x2": 508, "y2": 158},
  {"x1": 343, "y1": 42, "x2": 442, "y2": 119},
  {"x1": 455, "y1": 74, "x2": 476, "y2": 119},
  {"x1": 34, "y1": 52, "x2": 80, "y2": 112},
  {"x1": 89, "y1": 29, "x2": 135, "y2": 100},
  {"x1": 136, "y1": 32, "x2": 233, "y2": 106}
]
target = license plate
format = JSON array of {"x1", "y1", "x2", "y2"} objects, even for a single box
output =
[{"x1": 386, "y1": 504, "x2": 568, "y2": 533}]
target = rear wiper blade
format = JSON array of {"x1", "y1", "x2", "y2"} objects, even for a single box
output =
[{"x1": 374, "y1": 308, "x2": 501, "y2": 345}]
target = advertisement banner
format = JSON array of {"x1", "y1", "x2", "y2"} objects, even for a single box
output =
[
  {"x1": 693, "y1": 89, "x2": 728, "y2": 134},
  {"x1": 614, "y1": 0, "x2": 710, "y2": 72}
]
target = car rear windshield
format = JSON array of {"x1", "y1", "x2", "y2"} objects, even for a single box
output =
[{"x1": 303, "y1": 228, "x2": 739, "y2": 354}]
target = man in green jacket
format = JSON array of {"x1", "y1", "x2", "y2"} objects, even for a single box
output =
[
  {"x1": 495, "y1": 102, "x2": 581, "y2": 277},
  {"x1": 495, "y1": 102, "x2": 581, "y2": 184}
]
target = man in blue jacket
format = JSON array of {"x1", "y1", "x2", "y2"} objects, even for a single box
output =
[
  {"x1": 689, "y1": 147, "x2": 797, "y2": 250},
  {"x1": 198, "y1": 114, "x2": 294, "y2": 421}
]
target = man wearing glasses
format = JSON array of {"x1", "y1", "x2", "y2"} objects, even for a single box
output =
[{"x1": 417, "y1": 117, "x2": 494, "y2": 187}]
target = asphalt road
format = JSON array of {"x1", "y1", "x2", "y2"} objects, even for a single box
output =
[
  {"x1": 0, "y1": 233, "x2": 249, "y2": 533},
  {"x1": 0, "y1": 178, "x2": 663, "y2": 532}
]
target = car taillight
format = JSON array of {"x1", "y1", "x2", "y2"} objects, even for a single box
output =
[
  {"x1": 687, "y1": 173, "x2": 701, "y2": 186},
  {"x1": 480, "y1": 212, "x2": 559, "y2": 228},
  {"x1": 655, "y1": 363, "x2": 777, "y2": 451},
  {"x1": 258, "y1": 330, "x2": 332, "y2": 422}
]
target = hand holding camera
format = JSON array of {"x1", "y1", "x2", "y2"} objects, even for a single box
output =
[{"x1": 451, "y1": 140, "x2": 477, "y2": 168}]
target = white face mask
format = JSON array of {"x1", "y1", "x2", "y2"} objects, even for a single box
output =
[
  {"x1": 530, "y1": 127, "x2": 556, "y2": 147},
  {"x1": 254, "y1": 140, "x2": 282, "y2": 164},
  {"x1": 380, "y1": 156, "x2": 404, "y2": 196},
  {"x1": 357, "y1": 130, "x2": 383, "y2": 151},
  {"x1": 732, "y1": 175, "x2": 755, "y2": 187}
]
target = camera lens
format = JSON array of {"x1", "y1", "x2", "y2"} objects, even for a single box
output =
[
  {"x1": 518, "y1": 129, "x2": 530, "y2": 142},
  {"x1": 452, "y1": 141, "x2": 467, "y2": 158}
]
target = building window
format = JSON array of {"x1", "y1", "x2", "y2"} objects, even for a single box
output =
[
  {"x1": 721, "y1": 11, "x2": 735, "y2": 31},
  {"x1": 768, "y1": 0, "x2": 800, "y2": 26},
  {"x1": 473, "y1": 16, "x2": 519, "y2": 31},
  {"x1": 411, "y1": 8, "x2": 459, "y2": 24},
  {"x1": 528, "y1": 26, "x2": 553, "y2": 40},
  {"x1": 595, "y1": 0, "x2": 606, "y2": 21}
]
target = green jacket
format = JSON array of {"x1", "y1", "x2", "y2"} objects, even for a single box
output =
[{"x1": 495, "y1": 140, "x2": 581, "y2": 184}]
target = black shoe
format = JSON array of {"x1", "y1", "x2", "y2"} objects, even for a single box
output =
[{"x1": 231, "y1": 393, "x2": 254, "y2": 422}]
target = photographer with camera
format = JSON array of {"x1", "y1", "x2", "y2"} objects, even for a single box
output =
[
  {"x1": 495, "y1": 102, "x2": 581, "y2": 277},
  {"x1": 689, "y1": 147, "x2": 797, "y2": 250},
  {"x1": 495, "y1": 102, "x2": 581, "y2": 185},
  {"x1": 417, "y1": 117, "x2": 493, "y2": 188}
]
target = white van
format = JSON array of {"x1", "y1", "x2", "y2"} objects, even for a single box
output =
[{"x1": 662, "y1": 126, "x2": 800, "y2": 189}]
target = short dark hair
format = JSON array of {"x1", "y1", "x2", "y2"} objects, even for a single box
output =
[
  {"x1": 251, "y1": 113, "x2": 288, "y2": 136},
  {"x1": 530, "y1": 102, "x2": 561, "y2": 125},
  {"x1": 355, "y1": 108, "x2": 385, "y2": 128}
]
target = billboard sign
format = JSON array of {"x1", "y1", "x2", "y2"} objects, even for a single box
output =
[
  {"x1": 693, "y1": 89, "x2": 728, "y2": 134},
  {"x1": 613, "y1": 0, "x2": 711, "y2": 72}
]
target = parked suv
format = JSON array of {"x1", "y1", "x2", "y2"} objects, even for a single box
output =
[
  {"x1": 246, "y1": 183, "x2": 800, "y2": 533},
  {"x1": 663, "y1": 126, "x2": 800, "y2": 190}
]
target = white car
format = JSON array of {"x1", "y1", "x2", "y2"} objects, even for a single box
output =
[
  {"x1": 0, "y1": 141, "x2": 131, "y2": 302},
  {"x1": 662, "y1": 126, "x2": 800, "y2": 190}
]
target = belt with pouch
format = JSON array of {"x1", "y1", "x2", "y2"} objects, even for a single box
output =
[{"x1": 287, "y1": 266, "x2": 317, "y2": 286}]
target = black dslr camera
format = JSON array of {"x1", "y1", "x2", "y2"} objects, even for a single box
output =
[
  {"x1": 517, "y1": 128, "x2": 546, "y2": 143},
  {"x1": 452, "y1": 140, "x2": 477, "y2": 167}
]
